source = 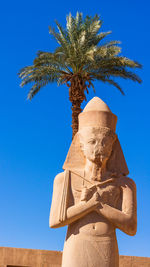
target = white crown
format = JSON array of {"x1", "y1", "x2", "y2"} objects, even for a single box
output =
[{"x1": 78, "y1": 97, "x2": 117, "y2": 131}]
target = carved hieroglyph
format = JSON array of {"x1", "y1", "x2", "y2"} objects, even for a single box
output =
[{"x1": 49, "y1": 97, "x2": 137, "y2": 267}]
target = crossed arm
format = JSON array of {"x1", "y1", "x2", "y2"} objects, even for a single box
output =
[
  {"x1": 49, "y1": 174, "x2": 137, "y2": 236},
  {"x1": 97, "y1": 179, "x2": 137, "y2": 236},
  {"x1": 49, "y1": 177, "x2": 98, "y2": 228}
]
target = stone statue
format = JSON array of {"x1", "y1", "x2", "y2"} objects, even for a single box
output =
[{"x1": 49, "y1": 97, "x2": 137, "y2": 267}]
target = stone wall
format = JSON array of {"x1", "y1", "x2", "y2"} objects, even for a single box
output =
[
  {"x1": 119, "y1": 255, "x2": 150, "y2": 267},
  {"x1": 0, "y1": 247, "x2": 149, "y2": 267},
  {"x1": 0, "y1": 247, "x2": 61, "y2": 267}
]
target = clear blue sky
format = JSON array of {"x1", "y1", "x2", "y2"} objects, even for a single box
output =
[{"x1": 0, "y1": 0, "x2": 149, "y2": 257}]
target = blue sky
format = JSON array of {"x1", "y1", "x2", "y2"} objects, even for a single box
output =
[{"x1": 0, "y1": 0, "x2": 149, "y2": 257}]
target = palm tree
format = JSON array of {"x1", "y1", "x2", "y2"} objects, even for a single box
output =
[{"x1": 19, "y1": 12, "x2": 142, "y2": 138}]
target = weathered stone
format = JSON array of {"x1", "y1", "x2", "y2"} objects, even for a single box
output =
[
  {"x1": 0, "y1": 247, "x2": 62, "y2": 267},
  {"x1": 0, "y1": 247, "x2": 150, "y2": 267},
  {"x1": 50, "y1": 97, "x2": 137, "y2": 267}
]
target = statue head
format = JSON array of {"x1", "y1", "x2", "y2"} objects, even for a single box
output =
[
  {"x1": 78, "y1": 97, "x2": 117, "y2": 166},
  {"x1": 63, "y1": 97, "x2": 129, "y2": 177}
]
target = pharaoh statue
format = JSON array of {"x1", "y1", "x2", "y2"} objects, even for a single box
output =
[{"x1": 49, "y1": 97, "x2": 137, "y2": 267}]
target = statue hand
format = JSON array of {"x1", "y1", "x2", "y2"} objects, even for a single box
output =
[
  {"x1": 88, "y1": 191, "x2": 101, "y2": 209},
  {"x1": 80, "y1": 187, "x2": 91, "y2": 202}
]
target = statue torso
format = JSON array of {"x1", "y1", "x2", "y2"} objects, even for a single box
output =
[{"x1": 66, "y1": 170, "x2": 122, "y2": 238}]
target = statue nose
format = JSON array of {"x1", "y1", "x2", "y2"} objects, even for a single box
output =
[
  {"x1": 95, "y1": 140, "x2": 103, "y2": 148},
  {"x1": 94, "y1": 142, "x2": 99, "y2": 149},
  {"x1": 94, "y1": 142, "x2": 102, "y2": 153}
]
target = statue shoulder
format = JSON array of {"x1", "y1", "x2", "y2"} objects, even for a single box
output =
[
  {"x1": 53, "y1": 172, "x2": 64, "y2": 186},
  {"x1": 117, "y1": 176, "x2": 136, "y2": 190}
]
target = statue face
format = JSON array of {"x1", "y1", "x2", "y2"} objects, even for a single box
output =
[{"x1": 79, "y1": 127, "x2": 116, "y2": 164}]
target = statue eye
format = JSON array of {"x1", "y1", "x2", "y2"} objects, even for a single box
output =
[{"x1": 88, "y1": 139, "x2": 96, "y2": 144}]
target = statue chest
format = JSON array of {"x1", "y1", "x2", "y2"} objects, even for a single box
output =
[{"x1": 70, "y1": 173, "x2": 121, "y2": 209}]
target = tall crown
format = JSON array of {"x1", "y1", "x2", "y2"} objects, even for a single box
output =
[{"x1": 79, "y1": 97, "x2": 117, "y2": 132}]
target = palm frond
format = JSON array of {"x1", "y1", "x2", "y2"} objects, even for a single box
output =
[
  {"x1": 91, "y1": 31, "x2": 112, "y2": 46},
  {"x1": 27, "y1": 70, "x2": 60, "y2": 100},
  {"x1": 19, "y1": 64, "x2": 61, "y2": 90},
  {"x1": 106, "y1": 69, "x2": 142, "y2": 83},
  {"x1": 102, "y1": 78, "x2": 125, "y2": 95},
  {"x1": 49, "y1": 26, "x2": 69, "y2": 54},
  {"x1": 75, "y1": 12, "x2": 83, "y2": 28}
]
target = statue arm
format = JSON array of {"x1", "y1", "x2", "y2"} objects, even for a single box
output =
[
  {"x1": 64, "y1": 194, "x2": 98, "y2": 227},
  {"x1": 49, "y1": 173, "x2": 98, "y2": 228},
  {"x1": 49, "y1": 173, "x2": 64, "y2": 228},
  {"x1": 97, "y1": 178, "x2": 137, "y2": 236}
]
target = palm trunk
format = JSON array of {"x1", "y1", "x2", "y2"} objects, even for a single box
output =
[
  {"x1": 71, "y1": 100, "x2": 82, "y2": 139},
  {"x1": 68, "y1": 75, "x2": 86, "y2": 139}
]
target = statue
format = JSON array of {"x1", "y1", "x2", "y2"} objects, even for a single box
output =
[{"x1": 49, "y1": 97, "x2": 137, "y2": 267}]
